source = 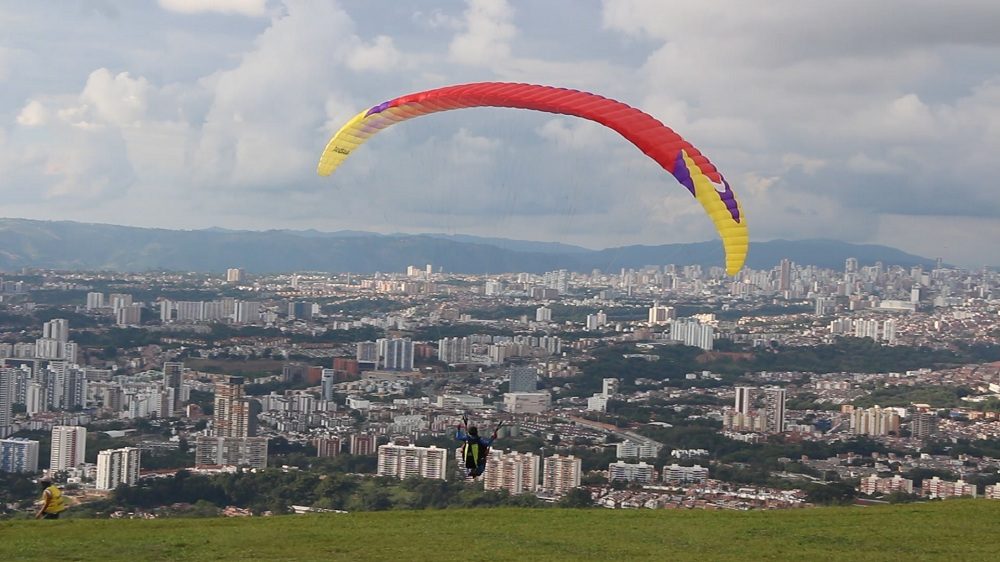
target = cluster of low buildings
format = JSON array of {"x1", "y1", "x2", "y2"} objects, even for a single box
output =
[{"x1": 593, "y1": 481, "x2": 808, "y2": 510}]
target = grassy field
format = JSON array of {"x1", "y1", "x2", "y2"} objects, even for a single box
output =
[{"x1": 2, "y1": 501, "x2": 999, "y2": 561}]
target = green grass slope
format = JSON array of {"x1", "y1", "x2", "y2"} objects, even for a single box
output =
[{"x1": 3, "y1": 501, "x2": 998, "y2": 561}]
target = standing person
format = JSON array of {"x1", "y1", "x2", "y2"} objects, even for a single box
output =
[
  {"x1": 455, "y1": 416, "x2": 501, "y2": 479},
  {"x1": 35, "y1": 479, "x2": 67, "y2": 520}
]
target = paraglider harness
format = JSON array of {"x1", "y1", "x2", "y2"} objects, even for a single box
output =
[{"x1": 459, "y1": 415, "x2": 503, "y2": 478}]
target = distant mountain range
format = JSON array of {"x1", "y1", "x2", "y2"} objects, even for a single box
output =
[{"x1": 0, "y1": 218, "x2": 937, "y2": 274}]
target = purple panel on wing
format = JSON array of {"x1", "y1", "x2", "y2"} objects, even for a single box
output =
[
  {"x1": 672, "y1": 151, "x2": 697, "y2": 196},
  {"x1": 716, "y1": 179, "x2": 742, "y2": 223},
  {"x1": 365, "y1": 101, "x2": 393, "y2": 117}
]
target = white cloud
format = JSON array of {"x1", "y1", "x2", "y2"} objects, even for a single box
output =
[
  {"x1": 347, "y1": 36, "x2": 403, "y2": 72},
  {"x1": 158, "y1": 0, "x2": 268, "y2": 17},
  {"x1": 846, "y1": 153, "x2": 902, "y2": 175},
  {"x1": 16, "y1": 100, "x2": 48, "y2": 126},
  {"x1": 536, "y1": 119, "x2": 609, "y2": 151},
  {"x1": 781, "y1": 154, "x2": 826, "y2": 175},
  {"x1": 79, "y1": 69, "x2": 151, "y2": 127},
  {"x1": 1, "y1": 0, "x2": 999, "y2": 265},
  {"x1": 449, "y1": 0, "x2": 515, "y2": 66}
]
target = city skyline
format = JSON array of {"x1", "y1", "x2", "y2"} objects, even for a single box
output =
[{"x1": 1, "y1": 1, "x2": 999, "y2": 265}]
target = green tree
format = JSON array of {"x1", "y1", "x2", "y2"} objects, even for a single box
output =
[{"x1": 557, "y1": 488, "x2": 593, "y2": 508}]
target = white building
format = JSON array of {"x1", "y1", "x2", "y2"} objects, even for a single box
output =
[
  {"x1": 535, "y1": 306, "x2": 552, "y2": 322},
  {"x1": 662, "y1": 464, "x2": 709, "y2": 483},
  {"x1": 194, "y1": 436, "x2": 268, "y2": 469},
  {"x1": 608, "y1": 461, "x2": 655, "y2": 483},
  {"x1": 586, "y1": 393, "x2": 608, "y2": 412},
  {"x1": 859, "y1": 474, "x2": 913, "y2": 496},
  {"x1": 602, "y1": 378, "x2": 619, "y2": 396},
  {"x1": 346, "y1": 396, "x2": 372, "y2": 411},
  {"x1": 95, "y1": 447, "x2": 141, "y2": 490},
  {"x1": 484, "y1": 451, "x2": 541, "y2": 495},
  {"x1": 234, "y1": 301, "x2": 261, "y2": 324},
  {"x1": 503, "y1": 392, "x2": 551, "y2": 414},
  {"x1": 616, "y1": 440, "x2": 661, "y2": 459},
  {"x1": 648, "y1": 304, "x2": 675, "y2": 325},
  {"x1": 851, "y1": 406, "x2": 901, "y2": 436},
  {"x1": 0, "y1": 368, "x2": 13, "y2": 437},
  {"x1": 377, "y1": 444, "x2": 447, "y2": 480},
  {"x1": 542, "y1": 454, "x2": 582, "y2": 496},
  {"x1": 86, "y1": 292, "x2": 105, "y2": 310},
  {"x1": 923, "y1": 477, "x2": 977, "y2": 499},
  {"x1": 0, "y1": 438, "x2": 40, "y2": 473},
  {"x1": 50, "y1": 426, "x2": 87, "y2": 473},
  {"x1": 378, "y1": 338, "x2": 414, "y2": 371},
  {"x1": 437, "y1": 337, "x2": 471, "y2": 364},
  {"x1": 669, "y1": 318, "x2": 714, "y2": 350},
  {"x1": 116, "y1": 304, "x2": 142, "y2": 327},
  {"x1": 435, "y1": 394, "x2": 484, "y2": 409}
]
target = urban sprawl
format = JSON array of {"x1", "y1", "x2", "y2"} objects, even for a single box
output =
[{"x1": 2, "y1": 258, "x2": 1000, "y2": 517}]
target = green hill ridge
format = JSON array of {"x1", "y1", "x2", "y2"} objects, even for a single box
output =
[{"x1": 3, "y1": 501, "x2": 998, "y2": 561}]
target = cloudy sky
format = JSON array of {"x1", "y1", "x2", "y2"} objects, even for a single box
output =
[{"x1": 2, "y1": 0, "x2": 999, "y2": 266}]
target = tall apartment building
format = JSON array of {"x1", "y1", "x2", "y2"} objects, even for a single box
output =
[
  {"x1": 984, "y1": 484, "x2": 1000, "y2": 500},
  {"x1": 350, "y1": 433, "x2": 375, "y2": 455},
  {"x1": 234, "y1": 301, "x2": 260, "y2": 324},
  {"x1": 376, "y1": 444, "x2": 447, "y2": 480},
  {"x1": 483, "y1": 451, "x2": 540, "y2": 495},
  {"x1": 0, "y1": 368, "x2": 13, "y2": 438},
  {"x1": 36, "y1": 318, "x2": 74, "y2": 361},
  {"x1": 778, "y1": 258, "x2": 792, "y2": 292},
  {"x1": 535, "y1": 306, "x2": 552, "y2": 322},
  {"x1": 662, "y1": 464, "x2": 709, "y2": 483},
  {"x1": 356, "y1": 341, "x2": 379, "y2": 365},
  {"x1": 116, "y1": 304, "x2": 142, "y2": 327},
  {"x1": 86, "y1": 292, "x2": 105, "y2": 310},
  {"x1": 910, "y1": 410, "x2": 939, "y2": 439},
  {"x1": 608, "y1": 461, "x2": 655, "y2": 484},
  {"x1": 214, "y1": 376, "x2": 258, "y2": 438},
  {"x1": 378, "y1": 338, "x2": 414, "y2": 371},
  {"x1": 763, "y1": 388, "x2": 786, "y2": 433},
  {"x1": 647, "y1": 304, "x2": 675, "y2": 325},
  {"x1": 162, "y1": 362, "x2": 184, "y2": 414},
  {"x1": 0, "y1": 438, "x2": 40, "y2": 473},
  {"x1": 734, "y1": 386, "x2": 754, "y2": 414},
  {"x1": 851, "y1": 406, "x2": 901, "y2": 436},
  {"x1": 315, "y1": 436, "x2": 341, "y2": 457},
  {"x1": 288, "y1": 301, "x2": 314, "y2": 320},
  {"x1": 321, "y1": 369, "x2": 336, "y2": 401},
  {"x1": 50, "y1": 426, "x2": 86, "y2": 473},
  {"x1": 95, "y1": 447, "x2": 141, "y2": 490},
  {"x1": 109, "y1": 293, "x2": 133, "y2": 311},
  {"x1": 725, "y1": 386, "x2": 786, "y2": 434},
  {"x1": 602, "y1": 378, "x2": 619, "y2": 396},
  {"x1": 669, "y1": 318, "x2": 714, "y2": 350},
  {"x1": 503, "y1": 392, "x2": 551, "y2": 414},
  {"x1": 616, "y1": 440, "x2": 662, "y2": 460},
  {"x1": 508, "y1": 366, "x2": 538, "y2": 393},
  {"x1": 923, "y1": 477, "x2": 976, "y2": 499},
  {"x1": 437, "y1": 337, "x2": 471, "y2": 364},
  {"x1": 542, "y1": 454, "x2": 581, "y2": 496},
  {"x1": 859, "y1": 474, "x2": 914, "y2": 496},
  {"x1": 194, "y1": 436, "x2": 268, "y2": 469},
  {"x1": 226, "y1": 268, "x2": 245, "y2": 283}
]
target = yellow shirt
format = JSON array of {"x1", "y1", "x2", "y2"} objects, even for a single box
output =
[{"x1": 43, "y1": 486, "x2": 67, "y2": 514}]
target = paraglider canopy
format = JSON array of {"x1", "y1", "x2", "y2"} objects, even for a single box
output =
[{"x1": 317, "y1": 82, "x2": 748, "y2": 275}]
